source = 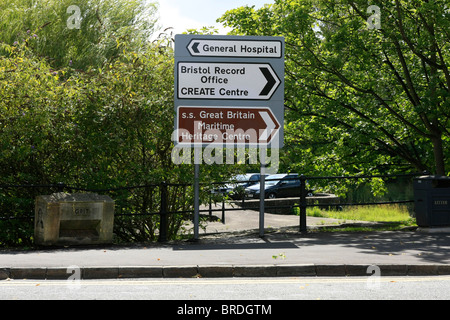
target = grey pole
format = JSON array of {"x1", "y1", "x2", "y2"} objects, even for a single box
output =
[
  {"x1": 259, "y1": 163, "x2": 266, "y2": 238},
  {"x1": 299, "y1": 174, "x2": 307, "y2": 233},
  {"x1": 193, "y1": 147, "x2": 201, "y2": 241}
]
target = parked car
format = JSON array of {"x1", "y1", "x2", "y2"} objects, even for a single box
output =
[
  {"x1": 245, "y1": 173, "x2": 312, "y2": 199},
  {"x1": 211, "y1": 173, "x2": 265, "y2": 197},
  {"x1": 228, "y1": 174, "x2": 267, "y2": 199}
]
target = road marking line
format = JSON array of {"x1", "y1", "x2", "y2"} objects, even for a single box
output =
[{"x1": 1, "y1": 276, "x2": 450, "y2": 287}]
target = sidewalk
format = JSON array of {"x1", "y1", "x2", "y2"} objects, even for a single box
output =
[{"x1": 1, "y1": 207, "x2": 450, "y2": 279}]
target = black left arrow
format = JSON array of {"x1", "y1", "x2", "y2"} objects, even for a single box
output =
[
  {"x1": 191, "y1": 42, "x2": 200, "y2": 54},
  {"x1": 259, "y1": 67, "x2": 277, "y2": 96}
]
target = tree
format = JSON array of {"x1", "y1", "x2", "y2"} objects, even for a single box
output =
[
  {"x1": 0, "y1": 1, "x2": 243, "y2": 245},
  {"x1": 0, "y1": 1, "x2": 185, "y2": 245},
  {"x1": 0, "y1": 0, "x2": 157, "y2": 70},
  {"x1": 0, "y1": 36, "x2": 182, "y2": 244},
  {"x1": 219, "y1": 0, "x2": 449, "y2": 176}
]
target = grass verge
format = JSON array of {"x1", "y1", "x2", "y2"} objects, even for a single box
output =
[{"x1": 305, "y1": 204, "x2": 417, "y2": 232}]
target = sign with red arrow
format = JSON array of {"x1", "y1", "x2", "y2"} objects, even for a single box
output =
[
  {"x1": 177, "y1": 62, "x2": 281, "y2": 100},
  {"x1": 176, "y1": 106, "x2": 280, "y2": 145}
]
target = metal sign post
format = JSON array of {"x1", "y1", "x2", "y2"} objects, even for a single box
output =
[
  {"x1": 193, "y1": 163, "x2": 200, "y2": 240},
  {"x1": 174, "y1": 35, "x2": 284, "y2": 240},
  {"x1": 193, "y1": 147, "x2": 201, "y2": 240},
  {"x1": 259, "y1": 162, "x2": 266, "y2": 238}
]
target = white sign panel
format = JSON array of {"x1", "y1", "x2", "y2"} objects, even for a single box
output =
[
  {"x1": 187, "y1": 39, "x2": 282, "y2": 58},
  {"x1": 177, "y1": 62, "x2": 281, "y2": 100}
]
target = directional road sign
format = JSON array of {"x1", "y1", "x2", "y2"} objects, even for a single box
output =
[
  {"x1": 176, "y1": 106, "x2": 280, "y2": 145},
  {"x1": 177, "y1": 62, "x2": 281, "y2": 100},
  {"x1": 187, "y1": 38, "x2": 282, "y2": 58},
  {"x1": 174, "y1": 34, "x2": 284, "y2": 148},
  {"x1": 174, "y1": 35, "x2": 284, "y2": 241}
]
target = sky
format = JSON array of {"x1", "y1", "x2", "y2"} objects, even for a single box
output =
[{"x1": 154, "y1": 0, "x2": 274, "y2": 36}]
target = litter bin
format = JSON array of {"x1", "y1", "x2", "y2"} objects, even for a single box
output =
[
  {"x1": 35, "y1": 193, "x2": 114, "y2": 246},
  {"x1": 414, "y1": 176, "x2": 450, "y2": 227}
]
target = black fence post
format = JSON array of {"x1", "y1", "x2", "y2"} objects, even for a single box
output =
[
  {"x1": 221, "y1": 197, "x2": 226, "y2": 224},
  {"x1": 209, "y1": 192, "x2": 212, "y2": 220},
  {"x1": 299, "y1": 175, "x2": 307, "y2": 233},
  {"x1": 159, "y1": 182, "x2": 168, "y2": 243},
  {"x1": 57, "y1": 182, "x2": 66, "y2": 193}
]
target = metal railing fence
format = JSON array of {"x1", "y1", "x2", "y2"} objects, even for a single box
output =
[{"x1": 0, "y1": 172, "x2": 424, "y2": 242}]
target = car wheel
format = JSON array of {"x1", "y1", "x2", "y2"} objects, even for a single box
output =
[{"x1": 267, "y1": 193, "x2": 276, "y2": 199}]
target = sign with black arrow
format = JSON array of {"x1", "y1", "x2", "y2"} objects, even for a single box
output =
[
  {"x1": 174, "y1": 34, "x2": 284, "y2": 148},
  {"x1": 187, "y1": 38, "x2": 282, "y2": 58},
  {"x1": 174, "y1": 34, "x2": 285, "y2": 241},
  {"x1": 177, "y1": 62, "x2": 281, "y2": 100}
]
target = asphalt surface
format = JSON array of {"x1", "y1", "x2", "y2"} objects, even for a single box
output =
[{"x1": 1, "y1": 207, "x2": 450, "y2": 280}]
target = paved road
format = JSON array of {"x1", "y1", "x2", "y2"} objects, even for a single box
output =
[
  {"x1": 1, "y1": 205, "x2": 449, "y2": 280},
  {"x1": 196, "y1": 203, "x2": 363, "y2": 234},
  {"x1": 1, "y1": 276, "x2": 450, "y2": 300},
  {"x1": 1, "y1": 230, "x2": 449, "y2": 279}
]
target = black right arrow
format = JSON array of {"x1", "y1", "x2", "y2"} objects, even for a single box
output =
[
  {"x1": 259, "y1": 67, "x2": 277, "y2": 96},
  {"x1": 191, "y1": 42, "x2": 200, "y2": 54}
]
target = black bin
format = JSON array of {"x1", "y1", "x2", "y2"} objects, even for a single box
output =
[{"x1": 414, "y1": 176, "x2": 450, "y2": 227}]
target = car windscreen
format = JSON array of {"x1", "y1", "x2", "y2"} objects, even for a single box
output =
[
  {"x1": 229, "y1": 175, "x2": 253, "y2": 187},
  {"x1": 265, "y1": 175, "x2": 285, "y2": 185}
]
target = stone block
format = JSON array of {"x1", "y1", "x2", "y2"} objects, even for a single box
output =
[
  {"x1": 408, "y1": 265, "x2": 439, "y2": 276},
  {"x1": 197, "y1": 265, "x2": 234, "y2": 278},
  {"x1": 10, "y1": 267, "x2": 47, "y2": 279},
  {"x1": 163, "y1": 266, "x2": 199, "y2": 278},
  {"x1": 233, "y1": 265, "x2": 277, "y2": 277},
  {"x1": 277, "y1": 264, "x2": 316, "y2": 276},
  {"x1": 315, "y1": 265, "x2": 346, "y2": 276},
  {"x1": 0, "y1": 268, "x2": 10, "y2": 280},
  {"x1": 119, "y1": 266, "x2": 163, "y2": 278},
  {"x1": 83, "y1": 267, "x2": 118, "y2": 279},
  {"x1": 34, "y1": 193, "x2": 114, "y2": 246}
]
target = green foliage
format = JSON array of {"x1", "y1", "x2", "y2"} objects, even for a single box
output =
[
  {"x1": 0, "y1": 0, "x2": 157, "y2": 70},
  {"x1": 0, "y1": 36, "x2": 183, "y2": 245},
  {"x1": 219, "y1": 0, "x2": 449, "y2": 179},
  {"x1": 184, "y1": 26, "x2": 219, "y2": 35},
  {"x1": 308, "y1": 204, "x2": 414, "y2": 224},
  {"x1": 0, "y1": 1, "x2": 247, "y2": 247},
  {"x1": 0, "y1": 0, "x2": 204, "y2": 246}
]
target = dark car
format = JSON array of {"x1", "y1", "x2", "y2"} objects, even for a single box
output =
[
  {"x1": 228, "y1": 173, "x2": 267, "y2": 199},
  {"x1": 245, "y1": 173, "x2": 311, "y2": 199}
]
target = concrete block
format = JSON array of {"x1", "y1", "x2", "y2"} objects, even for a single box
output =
[
  {"x1": 34, "y1": 193, "x2": 114, "y2": 246},
  {"x1": 233, "y1": 265, "x2": 277, "y2": 277},
  {"x1": 83, "y1": 267, "x2": 118, "y2": 279},
  {"x1": 119, "y1": 266, "x2": 163, "y2": 278},
  {"x1": 163, "y1": 266, "x2": 198, "y2": 278},
  {"x1": 46, "y1": 267, "x2": 73, "y2": 280},
  {"x1": 277, "y1": 264, "x2": 316, "y2": 276},
  {"x1": 437, "y1": 265, "x2": 450, "y2": 275},
  {"x1": 408, "y1": 265, "x2": 439, "y2": 276},
  {"x1": 379, "y1": 265, "x2": 407, "y2": 276},
  {"x1": 197, "y1": 265, "x2": 234, "y2": 278},
  {"x1": 315, "y1": 265, "x2": 346, "y2": 276},
  {"x1": 0, "y1": 268, "x2": 10, "y2": 280},
  {"x1": 345, "y1": 265, "x2": 371, "y2": 276},
  {"x1": 10, "y1": 267, "x2": 47, "y2": 279}
]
